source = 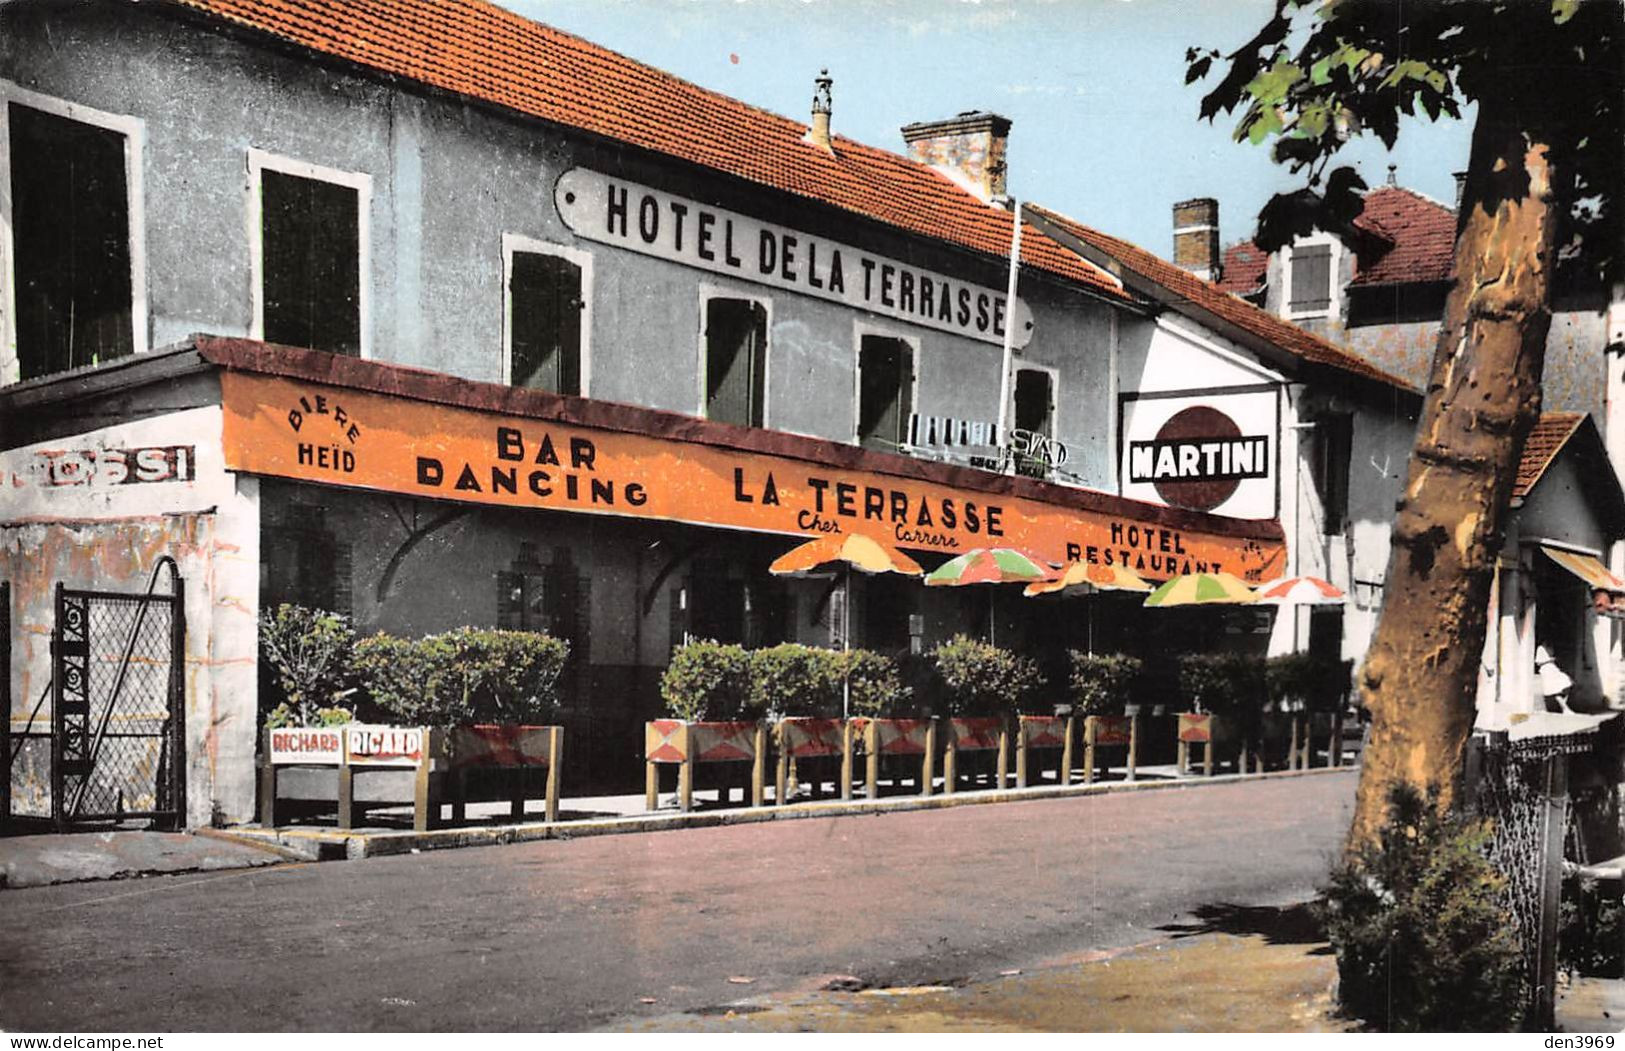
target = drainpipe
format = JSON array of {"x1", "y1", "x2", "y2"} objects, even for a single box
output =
[{"x1": 994, "y1": 201, "x2": 1023, "y2": 471}]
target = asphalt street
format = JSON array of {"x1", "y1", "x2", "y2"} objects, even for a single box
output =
[{"x1": 0, "y1": 771, "x2": 1355, "y2": 1031}]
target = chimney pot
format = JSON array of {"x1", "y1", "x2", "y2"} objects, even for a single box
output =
[
  {"x1": 805, "y1": 69, "x2": 834, "y2": 153},
  {"x1": 1172, "y1": 198, "x2": 1220, "y2": 281},
  {"x1": 1453, "y1": 170, "x2": 1467, "y2": 211},
  {"x1": 900, "y1": 111, "x2": 1012, "y2": 204}
]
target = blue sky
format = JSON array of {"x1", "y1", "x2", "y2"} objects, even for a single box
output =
[{"x1": 504, "y1": 0, "x2": 1472, "y2": 258}]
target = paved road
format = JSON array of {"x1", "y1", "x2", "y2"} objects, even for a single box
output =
[{"x1": 0, "y1": 772, "x2": 1355, "y2": 1031}]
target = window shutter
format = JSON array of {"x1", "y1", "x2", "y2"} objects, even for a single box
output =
[{"x1": 1289, "y1": 245, "x2": 1332, "y2": 313}]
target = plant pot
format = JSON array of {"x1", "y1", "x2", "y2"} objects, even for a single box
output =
[
  {"x1": 849, "y1": 717, "x2": 937, "y2": 799},
  {"x1": 644, "y1": 719, "x2": 767, "y2": 813},
  {"x1": 943, "y1": 716, "x2": 1011, "y2": 794},
  {"x1": 1016, "y1": 714, "x2": 1074, "y2": 788},
  {"x1": 447, "y1": 723, "x2": 563, "y2": 822},
  {"x1": 774, "y1": 716, "x2": 846, "y2": 803}
]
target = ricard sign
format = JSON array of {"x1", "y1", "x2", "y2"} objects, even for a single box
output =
[{"x1": 554, "y1": 168, "x2": 1034, "y2": 349}]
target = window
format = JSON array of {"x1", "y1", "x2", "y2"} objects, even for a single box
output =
[
  {"x1": 260, "y1": 498, "x2": 351, "y2": 615},
  {"x1": 703, "y1": 297, "x2": 767, "y2": 426},
  {"x1": 7, "y1": 96, "x2": 143, "y2": 381},
  {"x1": 1012, "y1": 366, "x2": 1056, "y2": 479},
  {"x1": 249, "y1": 149, "x2": 369, "y2": 357},
  {"x1": 1310, "y1": 413, "x2": 1353, "y2": 533},
  {"x1": 504, "y1": 235, "x2": 590, "y2": 395},
  {"x1": 1287, "y1": 242, "x2": 1333, "y2": 317},
  {"x1": 856, "y1": 334, "x2": 915, "y2": 452}
]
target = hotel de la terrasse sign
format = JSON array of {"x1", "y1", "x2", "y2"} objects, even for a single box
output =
[{"x1": 555, "y1": 168, "x2": 1034, "y2": 349}]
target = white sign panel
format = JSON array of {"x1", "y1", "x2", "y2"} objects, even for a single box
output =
[
  {"x1": 344, "y1": 725, "x2": 428, "y2": 767},
  {"x1": 0, "y1": 406, "x2": 230, "y2": 520},
  {"x1": 269, "y1": 726, "x2": 345, "y2": 766},
  {"x1": 1119, "y1": 388, "x2": 1279, "y2": 520},
  {"x1": 555, "y1": 168, "x2": 1034, "y2": 348}
]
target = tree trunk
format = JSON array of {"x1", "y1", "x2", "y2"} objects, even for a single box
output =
[{"x1": 1346, "y1": 98, "x2": 1560, "y2": 851}]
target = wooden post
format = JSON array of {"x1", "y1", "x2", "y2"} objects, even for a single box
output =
[
  {"x1": 865, "y1": 722, "x2": 880, "y2": 799},
  {"x1": 544, "y1": 726, "x2": 562, "y2": 823},
  {"x1": 1330, "y1": 709, "x2": 1345, "y2": 768},
  {"x1": 645, "y1": 757, "x2": 659, "y2": 812},
  {"x1": 1061, "y1": 715, "x2": 1075, "y2": 787},
  {"x1": 1177, "y1": 733, "x2": 1189, "y2": 776},
  {"x1": 1288, "y1": 716, "x2": 1301, "y2": 772},
  {"x1": 922, "y1": 719, "x2": 937, "y2": 797},
  {"x1": 1126, "y1": 714, "x2": 1139, "y2": 783},
  {"x1": 678, "y1": 723, "x2": 694, "y2": 813},
  {"x1": 1016, "y1": 721, "x2": 1030, "y2": 789},
  {"x1": 510, "y1": 766, "x2": 526, "y2": 820},
  {"x1": 258, "y1": 728, "x2": 277, "y2": 827},
  {"x1": 998, "y1": 720, "x2": 1012, "y2": 790},
  {"x1": 1203, "y1": 731, "x2": 1213, "y2": 777},
  {"x1": 337, "y1": 764, "x2": 355, "y2": 831},
  {"x1": 776, "y1": 728, "x2": 790, "y2": 807},
  {"x1": 1299, "y1": 715, "x2": 1312, "y2": 769},
  {"x1": 412, "y1": 729, "x2": 439, "y2": 833},
  {"x1": 943, "y1": 733, "x2": 957, "y2": 795},
  {"x1": 841, "y1": 721, "x2": 855, "y2": 801},
  {"x1": 751, "y1": 723, "x2": 766, "y2": 808},
  {"x1": 1083, "y1": 717, "x2": 1097, "y2": 785}
]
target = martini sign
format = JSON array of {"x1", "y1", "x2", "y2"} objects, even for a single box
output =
[{"x1": 1120, "y1": 389, "x2": 1278, "y2": 519}]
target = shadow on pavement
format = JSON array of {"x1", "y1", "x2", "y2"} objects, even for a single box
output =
[{"x1": 1155, "y1": 901, "x2": 1332, "y2": 953}]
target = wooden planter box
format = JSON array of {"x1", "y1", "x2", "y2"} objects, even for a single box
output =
[
  {"x1": 1016, "y1": 715, "x2": 1074, "y2": 788},
  {"x1": 774, "y1": 717, "x2": 849, "y2": 804},
  {"x1": 259, "y1": 724, "x2": 443, "y2": 832},
  {"x1": 644, "y1": 719, "x2": 767, "y2": 813},
  {"x1": 1082, "y1": 714, "x2": 1138, "y2": 783},
  {"x1": 447, "y1": 724, "x2": 564, "y2": 822},
  {"x1": 1176, "y1": 713, "x2": 1216, "y2": 777},
  {"x1": 942, "y1": 716, "x2": 1010, "y2": 794},
  {"x1": 849, "y1": 717, "x2": 938, "y2": 799}
]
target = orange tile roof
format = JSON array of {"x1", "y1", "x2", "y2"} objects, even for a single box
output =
[
  {"x1": 158, "y1": 0, "x2": 1125, "y2": 300},
  {"x1": 1350, "y1": 186, "x2": 1458, "y2": 287},
  {"x1": 1216, "y1": 240, "x2": 1268, "y2": 297},
  {"x1": 1514, "y1": 412, "x2": 1585, "y2": 499},
  {"x1": 1027, "y1": 204, "x2": 1419, "y2": 392}
]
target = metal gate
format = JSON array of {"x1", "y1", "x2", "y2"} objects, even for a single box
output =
[{"x1": 51, "y1": 559, "x2": 185, "y2": 831}]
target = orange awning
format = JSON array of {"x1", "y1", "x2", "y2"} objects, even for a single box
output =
[{"x1": 1541, "y1": 545, "x2": 1625, "y2": 592}]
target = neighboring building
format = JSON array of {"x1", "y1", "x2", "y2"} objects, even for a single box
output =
[{"x1": 1, "y1": 0, "x2": 1600, "y2": 829}]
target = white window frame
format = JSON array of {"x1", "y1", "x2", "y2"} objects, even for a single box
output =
[
  {"x1": 1011, "y1": 360, "x2": 1061, "y2": 480},
  {"x1": 0, "y1": 81, "x2": 148, "y2": 386},
  {"x1": 246, "y1": 147, "x2": 372, "y2": 359},
  {"x1": 1281, "y1": 233, "x2": 1342, "y2": 322},
  {"x1": 501, "y1": 233, "x2": 594, "y2": 395},
  {"x1": 697, "y1": 285, "x2": 772, "y2": 427},
  {"x1": 851, "y1": 321, "x2": 921, "y2": 449}
]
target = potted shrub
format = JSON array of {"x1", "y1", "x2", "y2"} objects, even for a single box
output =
[
  {"x1": 932, "y1": 635, "x2": 1042, "y2": 793},
  {"x1": 354, "y1": 627, "x2": 570, "y2": 823},
  {"x1": 256, "y1": 605, "x2": 358, "y2": 827},
  {"x1": 648, "y1": 640, "x2": 767, "y2": 812},
  {"x1": 840, "y1": 649, "x2": 918, "y2": 799},
  {"x1": 750, "y1": 643, "x2": 846, "y2": 803},
  {"x1": 1176, "y1": 653, "x2": 1265, "y2": 776},
  {"x1": 1069, "y1": 652, "x2": 1144, "y2": 783},
  {"x1": 1265, "y1": 652, "x2": 1319, "y2": 770}
]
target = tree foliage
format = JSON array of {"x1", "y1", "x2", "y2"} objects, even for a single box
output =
[{"x1": 1189, "y1": 0, "x2": 1620, "y2": 271}]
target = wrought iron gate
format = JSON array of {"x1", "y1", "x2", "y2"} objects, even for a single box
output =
[{"x1": 51, "y1": 560, "x2": 185, "y2": 830}]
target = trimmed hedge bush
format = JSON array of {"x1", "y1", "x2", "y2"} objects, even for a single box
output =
[
  {"x1": 1068, "y1": 652, "x2": 1142, "y2": 716},
  {"x1": 1266, "y1": 652, "x2": 1354, "y2": 713},
  {"x1": 660, "y1": 640, "x2": 757, "y2": 722},
  {"x1": 353, "y1": 627, "x2": 569, "y2": 729},
  {"x1": 1178, "y1": 652, "x2": 1266, "y2": 727},
  {"x1": 258, "y1": 604, "x2": 357, "y2": 726},
  {"x1": 663, "y1": 641, "x2": 911, "y2": 721},
  {"x1": 1321, "y1": 785, "x2": 1527, "y2": 1031},
  {"x1": 931, "y1": 634, "x2": 1044, "y2": 717}
]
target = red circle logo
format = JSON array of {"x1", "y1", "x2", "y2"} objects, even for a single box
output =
[{"x1": 1151, "y1": 406, "x2": 1243, "y2": 512}]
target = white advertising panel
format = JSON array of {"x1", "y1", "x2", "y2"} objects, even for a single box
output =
[
  {"x1": 344, "y1": 725, "x2": 428, "y2": 767},
  {"x1": 268, "y1": 726, "x2": 345, "y2": 766},
  {"x1": 1119, "y1": 387, "x2": 1280, "y2": 520}
]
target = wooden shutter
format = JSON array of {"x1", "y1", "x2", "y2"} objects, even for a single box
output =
[
  {"x1": 510, "y1": 251, "x2": 583, "y2": 395},
  {"x1": 1289, "y1": 244, "x2": 1332, "y2": 313},
  {"x1": 706, "y1": 299, "x2": 767, "y2": 426}
]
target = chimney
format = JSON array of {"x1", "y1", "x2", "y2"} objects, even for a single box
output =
[
  {"x1": 1453, "y1": 170, "x2": 1467, "y2": 211},
  {"x1": 1172, "y1": 198, "x2": 1220, "y2": 281},
  {"x1": 804, "y1": 69, "x2": 834, "y2": 153},
  {"x1": 900, "y1": 111, "x2": 1011, "y2": 204}
]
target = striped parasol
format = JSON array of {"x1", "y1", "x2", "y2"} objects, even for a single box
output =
[
  {"x1": 1253, "y1": 575, "x2": 1345, "y2": 606},
  {"x1": 769, "y1": 532, "x2": 923, "y2": 577},
  {"x1": 1142, "y1": 571, "x2": 1259, "y2": 607},
  {"x1": 1023, "y1": 561, "x2": 1152, "y2": 597},
  {"x1": 924, "y1": 548, "x2": 1054, "y2": 587}
]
